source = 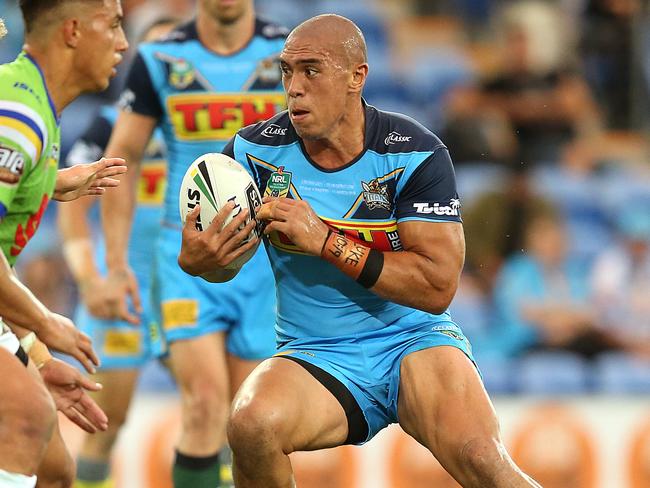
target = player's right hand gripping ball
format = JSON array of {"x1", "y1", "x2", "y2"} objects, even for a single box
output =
[{"x1": 179, "y1": 152, "x2": 262, "y2": 269}]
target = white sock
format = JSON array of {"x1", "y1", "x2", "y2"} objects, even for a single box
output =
[{"x1": 0, "y1": 469, "x2": 36, "y2": 488}]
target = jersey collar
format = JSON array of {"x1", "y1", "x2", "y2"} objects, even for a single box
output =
[{"x1": 22, "y1": 52, "x2": 60, "y2": 125}]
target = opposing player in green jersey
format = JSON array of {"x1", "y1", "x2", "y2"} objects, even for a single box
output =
[{"x1": 0, "y1": 1, "x2": 129, "y2": 487}]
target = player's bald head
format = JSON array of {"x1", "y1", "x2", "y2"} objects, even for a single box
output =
[{"x1": 286, "y1": 14, "x2": 367, "y2": 69}]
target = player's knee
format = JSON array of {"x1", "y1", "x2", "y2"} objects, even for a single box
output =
[
  {"x1": 227, "y1": 398, "x2": 287, "y2": 455},
  {"x1": 181, "y1": 381, "x2": 229, "y2": 431},
  {"x1": 457, "y1": 437, "x2": 509, "y2": 481},
  {"x1": 19, "y1": 381, "x2": 56, "y2": 445},
  {"x1": 38, "y1": 453, "x2": 75, "y2": 488}
]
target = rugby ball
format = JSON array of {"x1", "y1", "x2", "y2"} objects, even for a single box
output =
[{"x1": 179, "y1": 153, "x2": 262, "y2": 270}]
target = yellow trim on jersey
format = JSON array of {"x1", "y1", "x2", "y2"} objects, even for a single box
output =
[{"x1": 0, "y1": 115, "x2": 42, "y2": 161}]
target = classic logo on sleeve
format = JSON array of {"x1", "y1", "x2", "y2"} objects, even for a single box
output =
[{"x1": 0, "y1": 144, "x2": 25, "y2": 184}]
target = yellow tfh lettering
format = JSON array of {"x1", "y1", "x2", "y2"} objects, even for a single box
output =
[{"x1": 167, "y1": 93, "x2": 287, "y2": 141}]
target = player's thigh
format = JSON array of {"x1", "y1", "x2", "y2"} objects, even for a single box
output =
[
  {"x1": 397, "y1": 346, "x2": 500, "y2": 465},
  {"x1": 229, "y1": 357, "x2": 349, "y2": 452},
  {"x1": 226, "y1": 353, "x2": 261, "y2": 400},
  {"x1": 0, "y1": 348, "x2": 54, "y2": 473},
  {"x1": 168, "y1": 332, "x2": 229, "y2": 398}
]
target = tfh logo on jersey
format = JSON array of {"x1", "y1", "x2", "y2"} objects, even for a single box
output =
[
  {"x1": 361, "y1": 179, "x2": 391, "y2": 211},
  {"x1": 413, "y1": 198, "x2": 461, "y2": 216},
  {"x1": 167, "y1": 93, "x2": 287, "y2": 141},
  {"x1": 137, "y1": 162, "x2": 166, "y2": 205}
]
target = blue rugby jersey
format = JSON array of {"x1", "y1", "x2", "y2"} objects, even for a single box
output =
[
  {"x1": 65, "y1": 106, "x2": 166, "y2": 279},
  {"x1": 119, "y1": 19, "x2": 288, "y2": 226},
  {"x1": 224, "y1": 102, "x2": 464, "y2": 341}
]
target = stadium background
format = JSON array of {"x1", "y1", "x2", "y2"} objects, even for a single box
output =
[{"x1": 2, "y1": 0, "x2": 650, "y2": 486}]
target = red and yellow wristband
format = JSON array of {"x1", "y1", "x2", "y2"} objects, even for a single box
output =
[{"x1": 320, "y1": 229, "x2": 384, "y2": 288}]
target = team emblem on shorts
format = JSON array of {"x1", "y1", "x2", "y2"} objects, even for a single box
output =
[
  {"x1": 169, "y1": 58, "x2": 196, "y2": 89},
  {"x1": 265, "y1": 166, "x2": 292, "y2": 198},
  {"x1": 361, "y1": 178, "x2": 391, "y2": 211}
]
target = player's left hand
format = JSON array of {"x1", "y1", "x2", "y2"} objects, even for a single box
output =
[
  {"x1": 39, "y1": 358, "x2": 109, "y2": 433},
  {"x1": 257, "y1": 196, "x2": 330, "y2": 255},
  {"x1": 54, "y1": 157, "x2": 127, "y2": 202}
]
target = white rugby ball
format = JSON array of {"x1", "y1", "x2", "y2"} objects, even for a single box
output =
[{"x1": 179, "y1": 152, "x2": 262, "y2": 270}]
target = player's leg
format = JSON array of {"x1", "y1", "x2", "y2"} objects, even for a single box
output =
[
  {"x1": 397, "y1": 346, "x2": 540, "y2": 487},
  {"x1": 168, "y1": 332, "x2": 230, "y2": 488},
  {"x1": 21, "y1": 359, "x2": 75, "y2": 488},
  {"x1": 227, "y1": 357, "x2": 350, "y2": 488},
  {"x1": 0, "y1": 346, "x2": 56, "y2": 487},
  {"x1": 71, "y1": 303, "x2": 145, "y2": 488},
  {"x1": 74, "y1": 369, "x2": 139, "y2": 488},
  {"x1": 34, "y1": 422, "x2": 75, "y2": 488},
  {"x1": 216, "y1": 354, "x2": 260, "y2": 488}
]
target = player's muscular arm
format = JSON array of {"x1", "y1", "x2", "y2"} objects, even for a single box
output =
[
  {"x1": 318, "y1": 219, "x2": 464, "y2": 313},
  {"x1": 101, "y1": 111, "x2": 155, "y2": 270},
  {"x1": 58, "y1": 196, "x2": 112, "y2": 318},
  {"x1": 371, "y1": 220, "x2": 464, "y2": 314},
  {"x1": 259, "y1": 197, "x2": 464, "y2": 314},
  {"x1": 100, "y1": 111, "x2": 156, "y2": 323}
]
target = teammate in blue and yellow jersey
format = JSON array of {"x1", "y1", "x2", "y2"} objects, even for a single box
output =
[
  {"x1": 179, "y1": 14, "x2": 542, "y2": 488},
  {"x1": 99, "y1": 1, "x2": 285, "y2": 487},
  {"x1": 58, "y1": 22, "x2": 176, "y2": 488},
  {"x1": 61, "y1": 105, "x2": 167, "y2": 488}
]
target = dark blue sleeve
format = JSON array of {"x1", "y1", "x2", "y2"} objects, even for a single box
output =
[
  {"x1": 396, "y1": 147, "x2": 462, "y2": 222},
  {"x1": 222, "y1": 137, "x2": 235, "y2": 159},
  {"x1": 64, "y1": 114, "x2": 113, "y2": 167},
  {"x1": 118, "y1": 52, "x2": 163, "y2": 119}
]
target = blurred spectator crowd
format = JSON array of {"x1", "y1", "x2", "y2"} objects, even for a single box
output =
[{"x1": 2, "y1": 0, "x2": 650, "y2": 395}]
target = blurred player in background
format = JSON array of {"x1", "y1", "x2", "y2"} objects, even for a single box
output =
[
  {"x1": 179, "y1": 14, "x2": 541, "y2": 488},
  {"x1": 59, "y1": 18, "x2": 178, "y2": 488},
  {"x1": 100, "y1": 0, "x2": 286, "y2": 486},
  {"x1": 0, "y1": 0, "x2": 129, "y2": 486}
]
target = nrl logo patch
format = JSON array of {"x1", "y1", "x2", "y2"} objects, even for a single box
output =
[
  {"x1": 169, "y1": 58, "x2": 195, "y2": 89},
  {"x1": 264, "y1": 166, "x2": 292, "y2": 198},
  {"x1": 361, "y1": 179, "x2": 391, "y2": 211}
]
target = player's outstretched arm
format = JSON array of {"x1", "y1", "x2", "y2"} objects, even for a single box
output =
[
  {"x1": 178, "y1": 203, "x2": 256, "y2": 282},
  {"x1": 100, "y1": 111, "x2": 156, "y2": 324},
  {"x1": 54, "y1": 157, "x2": 127, "y2": 201}
]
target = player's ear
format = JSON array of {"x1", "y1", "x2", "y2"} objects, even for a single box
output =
[
  {"x1": 349, "y1": 63, "x2": 368, "y2": 94},
  {"x1": 62, "y1": 17, "x2": 81, "y2": 48}
]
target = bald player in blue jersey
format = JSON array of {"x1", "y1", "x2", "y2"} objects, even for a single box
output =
[
  {"x1": 99, "y1": 1, "x2": 285, "y2": 487},
  {"x1": 179, "y1": 14, "x2": 542, "y2": 488}
]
